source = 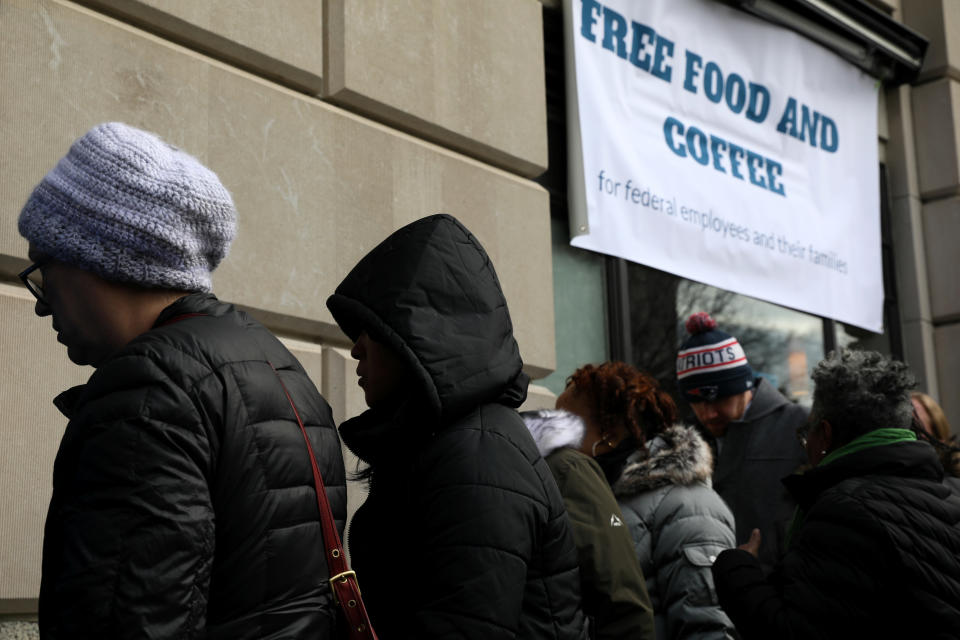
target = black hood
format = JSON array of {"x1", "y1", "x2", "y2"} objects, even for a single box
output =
[{"x1": 327, "y1": 214, "x2": 528, "y2": 422}]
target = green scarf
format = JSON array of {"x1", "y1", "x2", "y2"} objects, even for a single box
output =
[
  {"x1": 817, "y1": 428, "x2": 916, "y2": 468},
  {"x1": 785, "y1": 428, "x2": 917, "y2": 548}
]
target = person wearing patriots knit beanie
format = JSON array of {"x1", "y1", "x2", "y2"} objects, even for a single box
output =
[
  {"x1": 17, "y1": 122, "x2": 345, "y2": 639},
  {"x1": 677, "y1": 312, "x2": 755, "y2": 410},
  {"x1": 677, "y1": 312, "x2": 808, "y2": 575}
]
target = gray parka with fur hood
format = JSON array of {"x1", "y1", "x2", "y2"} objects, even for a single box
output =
[{"x1": 613, "y1": 424, "x2": 739, "y2": 640}]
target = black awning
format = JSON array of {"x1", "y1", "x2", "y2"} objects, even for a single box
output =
[{"x1": 729, "y1": 0, "x2": 928, "y2": 84}]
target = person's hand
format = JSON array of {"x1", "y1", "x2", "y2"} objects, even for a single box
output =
[{"x1": 738, "y1": 528, "x2": 761, "y2": 558}]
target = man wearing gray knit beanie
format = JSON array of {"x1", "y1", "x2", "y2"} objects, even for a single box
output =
[{"x1": 18, "y1": 122, "x2": 346, "y2": 639}]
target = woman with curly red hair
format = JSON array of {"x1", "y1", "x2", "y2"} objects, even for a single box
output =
[{"x1": 557, "y1": 362, "x2": 739, "y2": 640}]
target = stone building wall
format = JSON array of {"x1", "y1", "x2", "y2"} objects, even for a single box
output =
[
  {"x1": 899, "y1": 0, "x2": 960, "y2": 428},
  {"x1": 2, "y1": 0, "x2": 957, "y2": 636},
  {"x1": 0, "y1": 0, "x2": 553, "y2": 631}
]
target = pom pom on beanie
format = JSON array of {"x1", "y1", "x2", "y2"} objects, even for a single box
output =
[
  {"x1": 676, "y1": 312, "x2": 754, "y2": 402},
  {"x1": 685, "y1": 312, "x2": 718, "y2": 335},
  {"x1": 18, "y1": 122, "x2": 237, "y2": 292}
]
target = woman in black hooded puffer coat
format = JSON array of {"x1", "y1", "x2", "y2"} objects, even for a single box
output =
[{"x1": 326, "y1": 214, "x2": 586, "y2": 640}]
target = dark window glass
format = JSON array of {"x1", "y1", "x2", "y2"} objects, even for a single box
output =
[{"x1": 626, "y1": 263, "x2": 823, "y2": 410}]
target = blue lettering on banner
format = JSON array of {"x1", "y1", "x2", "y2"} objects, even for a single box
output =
[
  {"x1": 651, "y1": 31, "x2": 675, "y2": 81},
  {"x1": 579, "y1": 0, "x2": 839, "y2": 156},
  {"x1": 704, "y1": 62, "x2": 724, "y2": 104},
  {"x1": 580, "y1": 0, "x2": 602, "y2": 42},
  {"x1": 728, "y1": 142, "x2": 745, "y2": 180},
  {"x1": 664, "y1": 116, "x2": 785, "y2": 196},
  {"x1": 683, "y1": 51, "x2": 702, "y2": 94},
  {"x1": 725, "y1": 74, "x2": 746, "y2": 114},
  {"x1": 745, "y1": 83, "x2": 771, "y2": 123},
  {"x1": 580, "y1": 0, "x2": 674, "y2": 82},
  {"x1": 709, "y1": 135, "x2": 726, "y2": 173},
  {"x1": 776, "y1": 97, "x2": 839, "y2": 152},
  {"x1": 682, "y1": 49, "x2": 772, "y2": 124},
  {"x1": 602, "y1": 7, "x2": 628, "y2": 58},
  {"x1": 629, "y1": 21, "x2": 656, "y2": 71},
  {"x1": 578, "y1": 0, "x2": 844, "y2": 200}
]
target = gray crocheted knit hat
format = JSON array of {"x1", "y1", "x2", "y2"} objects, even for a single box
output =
[{"x1": 18, "y1": 122, "x2": 237, "y2": 292}]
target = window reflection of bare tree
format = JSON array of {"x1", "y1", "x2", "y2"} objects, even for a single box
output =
[
  {"x1": 627, "y1": 265, "x2": 799, "y2": 415},
  {"x1": 627, "y1": 265, "x2": 682, "y2": 401}
]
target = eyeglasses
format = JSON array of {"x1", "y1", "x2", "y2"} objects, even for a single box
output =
[{"x1": 18, "y1": 260, "x2": 47, "y2": 305}]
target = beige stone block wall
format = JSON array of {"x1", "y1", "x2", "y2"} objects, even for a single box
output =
[
  {"x1": 74, "y1": 0, "x2": 324, "y2": 93},
  {"x1": 320, "y1": 346, "x2": 368, "y2": 557},
  {"x1": 935, "y1": 323, "x2": 960, "y2": 432},
  {"x1": 281, "y1": 337, "x2": 324, "y2": 381},
  {"x1": 519, "y1": 383, "x2": 557, "y2": 412},
  {"x1": 903, "y1": 0, "x2": 960, "y2": 81},
  {"x1": 883, "y1": 0, "x2": 901, "y2": 15},
  {"x1": 0, "y1": 621, "x2": 38, "y2": 640},
  {"x1": 0, "y1": 0, "x2": 554, "y2": 376},
  {"x1": 921, "y1": 197, "x2": 960, "y2": 322},
  {"x1": 900, "y1": 0, "x2": 960, "y2": 416},
  {"x1": 884, "y1": 84, "x2": 939, "y2": 395},
  {"x1": 910, "y1": 78, "x2": 960, "y2": 200},
  {"x1": 324, "y1": 0, "x2": 548, "y2": 177},
  {"x1": 0, "y1": 0, "x2": 553, "y2": 612},
  {"x1": 0, "y1": 285, "x2": 89, "y2": 605},
  {"x1": 319, "y1": 347, "x2": 365, "y2": 428},
  {"x1": 275, "y1": 342, "x2": 369, "y2": 558}
]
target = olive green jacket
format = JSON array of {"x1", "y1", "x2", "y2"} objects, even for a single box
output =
[{"x1": 524, "y1": 410, "x2": 656, "y2": 640}]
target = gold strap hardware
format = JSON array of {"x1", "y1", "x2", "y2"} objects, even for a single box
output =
[{"x1": 329, "y1": 570, "x2": 358, "y2": 605}]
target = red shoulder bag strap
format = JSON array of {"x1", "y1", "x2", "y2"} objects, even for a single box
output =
[{"x1": 269, "y1": 362, "x2": 378, "y2": 640}]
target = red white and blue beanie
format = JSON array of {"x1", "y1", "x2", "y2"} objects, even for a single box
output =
[{"x1": 676, "y1": 312, "x2": 754, "y2": 402}]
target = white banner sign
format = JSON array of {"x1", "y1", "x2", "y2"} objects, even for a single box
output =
[{"x1": 565, "y1": 0, "x2": 882, "y2": 332}]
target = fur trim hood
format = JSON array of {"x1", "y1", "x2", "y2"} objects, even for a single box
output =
[
  {"x1": 613, "y1": 424, "x2": 714, "y2": 496},
  {"x1": 520, "y1": 409, "x2": 585, "y2": 458}
]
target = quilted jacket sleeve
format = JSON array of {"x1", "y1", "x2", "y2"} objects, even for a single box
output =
[
  {"x1": 410, "y1": 462, "x2": 533, "y2": 634},
  {"x1": 650, "y1": 485, "x2": 739, "y2": 640},
  {"x1": 712, "y1": 488, "x2": 896, "y2": 640},
  {"x1": 404, "y1": 414, "x2": 574, "y2": 639},
  {"x1": 43, "y1": 353, "x2": 215, "y2": 639}
]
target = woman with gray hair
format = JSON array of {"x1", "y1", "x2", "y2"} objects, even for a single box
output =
[{"x1": 711, "y1": 349, "x2": 960, "y2": 639}]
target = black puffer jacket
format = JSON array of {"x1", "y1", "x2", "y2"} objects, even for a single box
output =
[
  {"x1": 39, "y1": 293, "x2": 346, "y2": 639},
  {"x1": 712, "y1": 438, "x2": 960, "y2": 639},
  {"x1": 327, "y1": 214, "x2": 586, "y2": 639}
]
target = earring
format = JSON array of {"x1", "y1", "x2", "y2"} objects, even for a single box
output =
[
  {"x1": 591, "y1": 439, "x2": 603, "y2": 457},
  {"x1": 592, "y1": 432, "x2": 618, "y2": 456},
  {"x1": 820, "y1": 450, "x2": 827, "y2": 455}
]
